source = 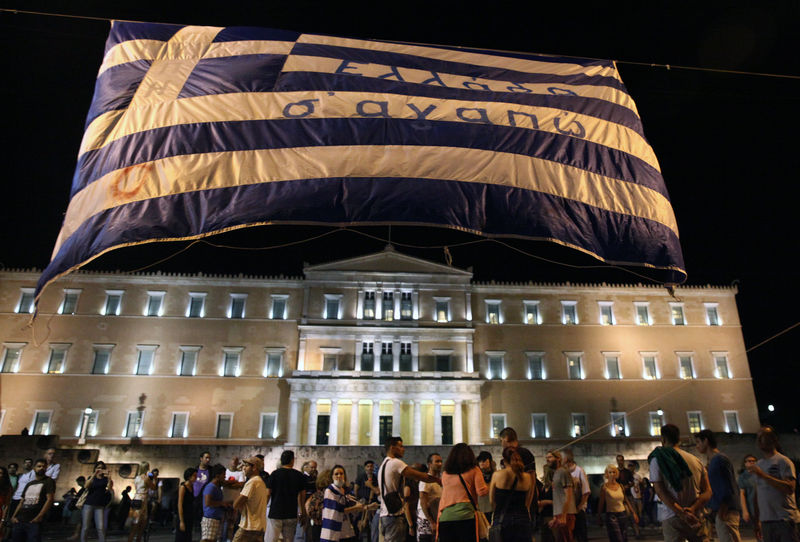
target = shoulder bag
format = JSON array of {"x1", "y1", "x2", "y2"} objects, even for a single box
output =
[
  {"x1": 75, "y1": 478, "x2": 91, "y2": 509},
  {"x1": 457, "y1": 471, "x2": 490, "y2": 541},
  {"x1": 380, "y1": 458, "x2": 404, "y2": 515}
]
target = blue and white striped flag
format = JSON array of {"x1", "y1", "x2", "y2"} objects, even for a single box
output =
[{"x1": 39, "y1": 21, "x2": 685, "y2": 295}]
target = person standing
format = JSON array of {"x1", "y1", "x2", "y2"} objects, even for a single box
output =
[
  {"x1": 747, "y1": 426, "x2": 800, "y2": 542},
  {"x1": 417, "y1": 454, "x2": 443, "y2": 542},
  {"x1": 232, "y1": 457, "x2": 268, "y2": 542},
  {"x1": 378, "y1": 437, "x2": 440, "y2": 542},
  {"x1": 489, "y1": 446, "x2": 536, "y2": 542},
  {"x1": 597, "y1": 465, "x2": 637, "y2": 542},
  {"x1": 8, "y1": 459, "x2": 54, "y2": 542},
  {"x1": 265, "y1": 450, "x2": 307, "y2": 542},
  {"x1": 7, "y1": 465, "x2": 18, "y2": 493},
  {"x1": 738, "y1": 455, "x2": 758, "y2": 525},
  {"x1": 548, "y1": 450, "x2": 576, "y2": 542},
  {"x1": 563, "y1": 450, "x2": 590, "y2": 542},
  {"x1": 127, "y1": 462, "x2": 155, "y2": 542},
  {"x1": 202, "y1": 465, "x2": 231, "y2": 542},
  {"x1": 81, "y1": 462, "x2": 112, "y2": 542},
  {"x1": 648, "y1": 423, "x2": 711, "y2": 542},
  {"x1": 436, "y1": 443, "x2": 487, "y2": 542},
  {"x1": 476, "y1": 452, "x2": 495, "y2": 524},
  {"x1": 7, "y1": 459, "x2": 34, "y2": 531},
  {"x1": 0, "y1": 467, "x2": 13, "y2": 532},
  {"x1": 176, "y1": 468, "x2": 197, "y2": 542},
  {"x1": 42, "y1": 450, "x2": 60, "y2": 488},
  {"x1": 694, "y1": 429, "x2": 741, "y2": 542},
  {"x1": 321, "y1": 465, "x2": 364, "y2": 542}
]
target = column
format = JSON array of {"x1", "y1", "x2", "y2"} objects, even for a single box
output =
[
  {"x1": 370, "y1": 400, "x2": 380, "y2": 446},
  {"x1": 288, "y1": 398, "x2": 300, "y2": 444},
  {"x1": 350, "y1": 399, "x2": 360, "y2": 445},
  {"x1": 356, "y1": 290, "x2": 364, "y2": 319},
  {"x1": 465, "y1": 291, "x2": 472, "y2": 321},
  {"x1": 394, "y1": 292, "x2": 401, "y2": 320},
  {"x1": 413, "y1": 400, "x2": 422, "y2": 445},
  {"x1": 468, "y1": 400, "x2": 481, "y2": 445},
  {"x1": 329, "y1": 401, "x2": 339, "y2": 445},
  {"x1": 307, "y1": 400, "x2": 318, "y2": 445},
  {"x1": 376, "y1": 290, "x2": 383, "y2": 320},
  {"x1": 466, "y1": 340, "x2": 474, "y2": 373},
  {"x1": 433, "y1": 401, "x2": 442, "y2": 446},
  {"x1": 392, "y1": 400, "x2": 401, "y2": 437},
  {"x1": 297, "y1": 337, "x2": 307, "y2": 371},
  {"x1": 355, "y1": 339, "x2": 362, "y2": 372},
  {"x1": 392, "y1": 340, "x2": 400, "y2": 372},
  {"x1": 411, "y1": 342, "x2": 419, "y2": 372},
  {"x1": 412, "y1": 291, "x2": 419, "y2": 320},
  {"x1": 453, "y1": 400, "x2": 464, "y2": 443}
]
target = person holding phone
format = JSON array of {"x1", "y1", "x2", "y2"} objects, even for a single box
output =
[{"x1": 81, "y1": 462, "x2": 112, "y2": 542}]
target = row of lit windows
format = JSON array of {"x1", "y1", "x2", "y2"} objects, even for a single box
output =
[
  {"x1": 13, "y1": 288, "x2": 724, "y2": 327},
  {"x1": 0, "y1": 344, "x2": 284, "y2": 378},
  {"x1": 14, "y1": 409, "x2": 279, "y2": 440},
  {"x1": 489, "y1": 409, "x2": 742, "y2": 440}
]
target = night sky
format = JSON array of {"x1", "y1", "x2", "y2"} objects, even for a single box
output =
[{"x1": 2, "y1": 3, "x2": 798, "y2": 431}]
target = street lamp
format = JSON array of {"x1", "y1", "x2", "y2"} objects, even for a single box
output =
[{"x1": 78, "y1": 406, "x2": 92, "y2": 445}]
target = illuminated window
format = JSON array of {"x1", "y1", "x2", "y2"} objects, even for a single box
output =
[
  {"x1": 135, "y1": 346, "x2": 157, "y2": 375},
  {"x1": 531, "y1": 413, "x2": 548, "y2": 438},
  {"x1": 687, "y1": 411, "x2": 703, "y2": 433},
  {"x1": 434, "y1": 297, "x2": 451, "y2": 323},
  {"x1": 271, "y1": 295, "x2": 288, "y2": 320},
  {"x1": 75, "y1": 409, "x2": 98, "y2": 438},
  {"x1": 16, "y1": 289, "x2": 35, "y2": 314},
  {"x1": 724, "y1": 411, "x2": 741, "y2": 433},
  {"x1": 610, "y1": 412, "x2": 627, "y2": 437},
  {"x1": 566, "y1": 353, "x2": 583, "y2": 380},
  {"x1": 705, "y1": 303, "x2": 721, "y2": 326},
  {"x1": 713, "y1": 353, "x2": 731, "y2": 379},
  {"x1": 259, "y1": 413, "x2": 278, "y2": 439},
  {"x1": 103, "y1": 290, "x2": 123, "y2": 316},
  {"x1": 228, "y1": 294, "x2": 247, "y2": 319},
  {"x1": 264, "y1": 349, "x2": 284, "y2": 377},
  {"x1": 324, "y1": 294, "x2": 342, "y2": 320},
  {"x1": 634, "y1": 302, "x2": 651, "y2": 325},
  {"x1": 187, "y1": 293, "x2": 206, "y2": 318},
  {"x1": 215, "y1": 413, "x2": 233, "y2": 439},
  {"x1": 145, "y1": 291, "x2": 165, "y2": 317},
  {"x1": 487, "y1": 352, "x2": 505, "y2": 380},
  {"x1": 524, "y1": 301, "x2": 541, "y2": 325},
  {"x1": 571, "y1": 413, "x2": 587, "y2": 437},
  {"x1": 363, "y1": 291, "x2": 375, "y2": 319},
  {"x1": 178, "y1": 347, "x2": 200, "y2": 376},
  {"x1": 382, "y1": 292, "x2": 394, "y2": 321},
  {"x1": 561, "y1": 301, "x2": 578, "y2": 325},
  {"x1": 59, "y1": 289, "x2": 81, "y2": 315},
  {"x1": 642, "y1": 354, "x2": 659, "y2": 380},
  {"x1": 605, "y1": 355, "x2": 621, "y2": 379},
  {"x1": 124, "y1": 411, "x2": 144, "y2": 438},
  {"x1": 599, "y1": 302, "x2": 615, "y2": 325},
  {"x1": 169, "y1": 412, "x2": 189, "y2": 438},
  {"x1": 222, "y1": 348, "x2": 242, "y2": 377},
  {"x1": 649, "y1": 411, "x2": 665, "y2": 436},
  {"x1": 46, "y1": 344, "x2": 69, "y2": 374},
  {"x1": 91, "y1": 345, "x2": 113, "y2": 374},
  {"x1": 678, "y1": 354, "x2": 695, "y2": 379},
  {"x1": 490, "y1": 414, "x2": 506, "y2": 439},
  {"x1": 485, "y1": 300, "x2": 501, "y2": 324},
  {"x1": 670, "y1": 302, "x2": 686, "y2": 325},
  {"x1": 526, "y1": 352, "x2": 544, "y2": 380},
  {"x1": 400, "y1": 292, "x2": 413, "y2": 320},
  {"x1": 1, "y1": 344, "x2": 24, "y2": 373},
  {"x1": 32, "y1": 411, "x2": 52, "y2": 435}
]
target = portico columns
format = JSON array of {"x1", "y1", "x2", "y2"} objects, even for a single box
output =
[
  {"x1": 307, "y1": 400, "x2": 318, "y2": 445},
  {"x1": 454, "y1": 400, "x2": 464, "y2": 443},
  {"x1": 350, "y1": 400, "x2": 359, "y2": 445},
  {"x1": 288, "y1": 398, "x2": 300, "y2": 444},
  {"x1": 370, "y1": 400, "x2": 380, "y2": 446},
  {"x1": 329, "y1": 401, "x2": 339, "y2": 445},
  {"x1": 413, "y1": 401, "x2": 422, "y2": 445},
  {"x1": 468, "y1": 399, "x2": 481, "y2": 445},
  {"x1": 433, "y1": 401, "x2": 442, "y2": 445}
]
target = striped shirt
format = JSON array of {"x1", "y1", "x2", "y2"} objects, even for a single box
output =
[{"x1": 320, "y1": 485, "x2": 355, "y2": 542}]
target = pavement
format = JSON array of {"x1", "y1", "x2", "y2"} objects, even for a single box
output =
[{"x1": 31, "y1": 519, "x2": 761, "y2": 541}]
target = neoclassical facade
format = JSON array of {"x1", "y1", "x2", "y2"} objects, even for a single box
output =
[{"x1": 0, "y1": 247, "x2": 759, "y2": 450}]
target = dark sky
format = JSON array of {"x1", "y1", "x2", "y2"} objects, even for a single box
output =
[{"x1": 2, "y1": 3, "x2": 798, "y2": 431}]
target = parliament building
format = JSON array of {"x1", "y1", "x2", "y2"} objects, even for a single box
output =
[{"x1": 0, "y1": 247, "x2": 759, "y2": 457}]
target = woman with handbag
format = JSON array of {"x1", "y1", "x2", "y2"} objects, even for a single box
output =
[
  {"x1": 436, "y1": 443, "x2": 488, "y2": 542},
  {"x1": 596, "y1": 464, "x2": 637, "y2": 542},
  {"x1": 81, "y1": 461, "x2": 113, "y2": 542},
  {"x1": 489, "y1": 447, "x2": 536, "y2": 542}
]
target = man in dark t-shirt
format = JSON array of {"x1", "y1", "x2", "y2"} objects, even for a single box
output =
[
  {"x1": 265, "y1": 450, "x2": 307, "y2": 542},
  {"x1": 10, "y1": 458, "x2": 55, "y2": 542}
]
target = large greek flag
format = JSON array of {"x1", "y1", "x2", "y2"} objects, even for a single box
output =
[{"x1": 38, "y1": 21, "x2": 685, "y2": 295}]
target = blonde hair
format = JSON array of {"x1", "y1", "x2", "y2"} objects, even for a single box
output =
[
  {"x1": 139, "y1": 461, "x2": 150, "y2": 473},
  {"x1": 604, "y1": 464, "x2": 619, "y2": 482}
]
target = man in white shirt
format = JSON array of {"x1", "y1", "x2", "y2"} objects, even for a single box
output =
[
  {"x1": 232, "y1": 456, "x2": 267, "y2": 542},
  {"x1": 417, "y1": 453, "x2": 443, "y2": 542},
  {"x1": 564, "y1": 449, "x2": 590, "y2": 542}
]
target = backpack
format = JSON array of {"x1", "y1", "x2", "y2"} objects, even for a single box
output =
[{"x1": 306, "y1": 489, "x2": 325, "y2": 525}]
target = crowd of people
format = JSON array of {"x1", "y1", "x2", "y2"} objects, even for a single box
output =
[{"x1": 0, "y1": 424, "x2": 798, "y2": 542}]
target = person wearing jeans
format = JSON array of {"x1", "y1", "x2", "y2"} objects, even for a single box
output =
[{"x1": 81, "y1": 462, "x2": 112, "y2": 542}]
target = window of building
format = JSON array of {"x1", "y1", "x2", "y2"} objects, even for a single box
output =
[
  {"x1": 531, "y1": 413, "x2": 548, "y2": 438},
  {"x1": 441, "y1": 412, "x2": 454, "y2": 446},
  {"x1": 323, "y1": 352, "x2": 338, "y2": 371},
  {"x1": 490, "y1": 413, "x2": 507, "y2": 439},
  {"x1": 399, "y1": 342, "x2": 412, "y2": 371},
  {"x1": 485, "y1": 300, "x2": 501, "y2": 324},
  {"x1": 228, "y1": 294, "x2": 247, "y2": 319},
  {"x1": 145, "y1": 291, "x2": 165, "y2": 317},
  {"x1": 316, "y1": 401, "x2": 331, "y2": 444},
  {"x1": 187, "y1": 293, "x2": 206, "y2": 318},
  {"x1": 169, "y1": 412, "x2": 189, "y2": 438},
  {"x1": 434, "y1": 350, "x2": 452, "y2": 372},
  {"x1": 1, "y1": 344, "x2": 24, "y2": 373},
  {"x1": 713, "y1": 353, "x2": 731, "y2": 379},
  {"x1": 363, "y1": 291, "x2": 376, "y2": 319},
  {"x1": 610, "y1": 412, "x2": 627, "y2": 437},
  {"x1": 103, "y1": 290, "x2": 123, "y2": 316},
  {"x1": 649, "y1": 411, "x2": 665, "y2": 436},
  {"x1": 271, "y1": 295, "x2": 288, "y2": 320},
  {"x1": 123, "y1": 411, "x2": 144, "y2": 438},
  {"x1": 642, "y1": 354, "x2": 659, "y2": 380},
  {"x1": 526, "y1": 352, "x2": 545, "y2": 380},
  {"x1": 678, "y1": 354, "x2": 695, "y2": 379},
  {"x1": 178, "y1": 347, "x2": 199, "y2": 376},
  {"x1": 380, "y1": 343, "x2": 393, "y2": 371},
  {"x1": 566, "y1": 353, "x2": 583, "y2": 380},
  {"x1": 91, "y1": 345, "x2": 113, "y2": 375},
  {"x1": 216, "y1": 413, "x2": 233, "y2": 439},
  {"x1": 46, "y1": 344, "x2": 69, "y2": 374},
  {"x1": 487, "y1": 352, "x2": 505, "y2": 380},
  {"x1": 16, "y1": 289, "x2": 35, "y2": 314},
  {"x1": 324, "y1": 294, "x2": 342, "y2": 320},
  {"x1": 724, "y1": 411, "x2": 741, "y2": 433},
  {"x1": 75, "y1": 409, "x2": 98, "y2": 438},
  {"x1": 687, "y1": 411, "x2": 703, "y2": 433},
  {"x1": 222, "y1": 348, "x2": 242, "y2": 377},
  {"x1": 31, "y1": 411, "x2": 52, "y2": 435},
  {"x1": 382, "y1": 292, "x2": 394, "y2": 321},
  {"x1": 135, "y1": 346, "x2": 156, "y2": 375},
  {"x1": 378, "y1": 415, "x2": 392, "y2": 445},
  {"x1": 434, "y1": 297, "x2": 451, "y2": 323},
  {"x1": 561, "y1": 301, "x2": 578, "y2": 325},
  {"x1": 599, "y1": 302, "x2": 615, "y2": 325},
  {"x1": 523, "y1": 301, "x2": 541, "y2": 325},
  {"x1": 571, "y1": 413, "x2": 588, "y2": 437},
  {"x1": 360, "y1": 342, "x2": 374, "y2": 371},
  {"x1": 705, "y1": 303, "x2": 721, "y2": 326},
  {"x1": 59, "y1": 289, "x2": 81, "y2": 315},
  {"x1": 634, "y1": 302, "x2": 651, "y2": 325},
  {"x1": 259, "y1": 413, "x2": 278, "y2": 439},
  {"x1": 400, "y1": 292, "x2": 413, "y2": 320},
  {"x1": 264, "y1": 349, "x2": 284, "y2": 378},
  {"x1": 670, "y1": 303, "x2": 686, "y2": 325},
  {"x1": 605, "y1": 355, "x2": 621, "y2": 379}
]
